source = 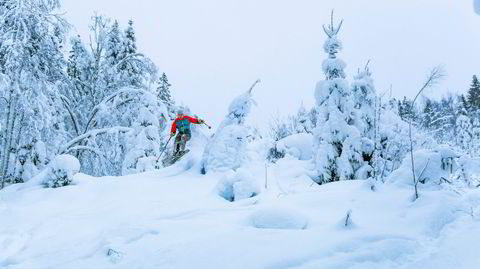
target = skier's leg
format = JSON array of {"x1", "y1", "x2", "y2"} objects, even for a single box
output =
[
  {"x1": 174, "y1": 135, "x2": 181, "y2": 154},
  {"x1": 179, "y1": 134, "x2": 188, "y2": 152}
]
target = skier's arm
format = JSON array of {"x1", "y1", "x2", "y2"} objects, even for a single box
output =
[
  {"x1": 171, "y1": 121, "x2": 177, "y2": 135},
  {"x1": 186, "y1": 116, "x2": 203, "y2": 124}
]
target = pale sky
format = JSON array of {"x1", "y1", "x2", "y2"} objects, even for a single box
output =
[{"x1": 61, "y1": 0, "x2": 480, "y2": 130}]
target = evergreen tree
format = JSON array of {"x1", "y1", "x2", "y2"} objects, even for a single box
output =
[
  {"x1": 313, "y1": 12, "x2": 365, "y2": 183},
  {"x1": 398, "y1": 96, "x2": 415, "y2": 122},
  {"x1": 467, "y1": 75, "x2": 480, "y2": 110},
  {"x1": 156, "y1": 72, "x2": 175, "y2": 117},
  {"x1": 420, "y1": 98, "x2": 435, "y2": 130},
  {"x1": 351, "y1": 66, "x2": 376, "y2": 138},
  {"x1": 122, "y1": 94, "x2": 164, "y2": 174},
  {"x1": 105, "y1": 20, "x2": 124, "y2": 66},
  {"x1": 350, "y1": 65, "x2": 376, "y2": 178},
  {"x1": 295, "y1": 102, "x2": 312, "y2": 133},
  {"x1": 456, "y1": 115, "x2": 472, "y2": 151},
  {"x1": 123, "y1": 20, "x2": 137, "y2": 55},
  {"x1": 202, "y1": 80, "x2": 260, "y2": 173},
  {"x1": 471, "y1": 118, "x2": 480, "y2": 156}
]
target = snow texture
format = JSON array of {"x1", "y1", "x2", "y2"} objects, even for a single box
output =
[
  {"x1": 2, "y1": 162, "x2": 480, "y2": 269},
  {"x1": 249, "y1": 207, "x2": 308, "y2": 230}
]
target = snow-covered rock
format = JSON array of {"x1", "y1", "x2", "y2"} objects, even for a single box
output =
[
  {"x1": 248, "y1": 207, "x2": 308, "y2": 230},
  {"x1": 276, "y1": 133, "x2": 314, "y2": 160}
]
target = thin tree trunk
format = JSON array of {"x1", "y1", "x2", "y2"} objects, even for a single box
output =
[{"x1": 0, "y1": 89, "x2": 16, "y2": 189}]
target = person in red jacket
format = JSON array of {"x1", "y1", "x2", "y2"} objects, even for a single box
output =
[{"x1": 170, "y1": 108, "x2": 204, "y2": 155}]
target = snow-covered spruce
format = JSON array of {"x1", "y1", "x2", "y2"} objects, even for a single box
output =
[
  {"x1": 122, "y1": 93, "x2": 168, "y2": 174},
  {"x1": 201, "y1": 80, "x2": 260, "y2": 173},
  {"x1": 313, "y1": 13, "x2": 368, "y2": 183},
  {"x1": 43, "y1": 155, "x2": 80, "y2": 188}
]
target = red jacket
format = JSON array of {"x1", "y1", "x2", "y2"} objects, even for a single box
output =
[{"x1": 171, "y1": 116, "x2": 200, "y2": 134}]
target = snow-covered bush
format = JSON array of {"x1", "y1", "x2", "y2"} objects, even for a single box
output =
[
  {"x1": 43, "y1": 155, "x2": 80, "y2": 188},
  {"x1": 388, "y1": 146, "x2": 459, "y2": 187},
  {"x1": 248, "y1": 207, "x2": 308, "y2": 230},
  {"x1": 202, "y1": 80, "x2": 259, "y2": 173},
  {"x1": 276, "y1": 133, "x2": 314, "y2": 160},
  {"x1": 216, "y1": 169, "x2": 260, "y2": 202},
  {"x1": 456, "y1": 115, "x2": 472, "y2": 151},
  {"x1": 453, "y1": 156, "x2": 480, "y2": 187}
]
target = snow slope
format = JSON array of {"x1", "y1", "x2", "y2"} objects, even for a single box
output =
[{"x1": 2, "y1": 149, "x2": 480, "y2": 268}]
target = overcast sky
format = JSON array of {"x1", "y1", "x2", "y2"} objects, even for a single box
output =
[{"x1": 61, "y1": 0, "x2": 480, "y2": 129}]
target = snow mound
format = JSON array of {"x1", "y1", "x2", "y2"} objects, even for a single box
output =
[
  {"x1": 43, "y1": 154, "x2": 81, "y2": 188},
  {"x1": 216, "y1": 169, "x2": 260, "y2": 202},
  {"x1": 276, "y1": 133, "x2": 314, "y2": 160},
  {"x1": 249, "y1": 207, "x2": 308, "y2": 230}
]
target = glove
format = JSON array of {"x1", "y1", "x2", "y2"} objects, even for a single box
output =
[
  {"x1": 198, "y1": 119, "x2": 204, "y2": 124},
  {"x1": 170, "y1": 133, "x2": 176, "y2": 137}
]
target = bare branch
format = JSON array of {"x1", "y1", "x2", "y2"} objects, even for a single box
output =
[
  {"x1": 408, "y1": 66, "x2": 445, "y2": 200},
  {"x1": 60, "y1": 95, "x2": 80, "y2": 136},
  {"x1": 322, "y1": 25, "x2": 332, "y2": 38},
  {"x1": 248, "y1": 79, "x2": 261, "y2": 94}
]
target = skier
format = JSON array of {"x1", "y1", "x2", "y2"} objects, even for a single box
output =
[{"x1": 170, "y1": 108, "x2": 205, "y2": 155}]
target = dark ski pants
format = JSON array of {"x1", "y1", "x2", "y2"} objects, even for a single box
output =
[{"x1": 174, "y1": 132, "x2": 191, "y2": 153}]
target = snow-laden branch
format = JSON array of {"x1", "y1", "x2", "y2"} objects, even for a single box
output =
[
  {"x1": 60, "y1": 95, "x2": 80, "y2": 136},
  {"x1": 59, "y1": 126, "x2": 132, "y2": 154},
  {"x1": 65, "y1": 146, "x2": 106, "y2": 157},
  {"x1": 83, "y1": 87, "x2": 151, "y2": 133}
]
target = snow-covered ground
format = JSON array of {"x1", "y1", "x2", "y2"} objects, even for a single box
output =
[{"x1": 2, "y1": 143, "x2": 480, "y2": 269}]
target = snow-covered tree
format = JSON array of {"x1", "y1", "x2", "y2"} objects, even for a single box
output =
[
  {"x1": 295, "y1": 102, "x2": 313, "y2": 133},
  {"x1": 467, "y1": 75, "x2": 480, "y2": 111},
  {"x1": 122, "y1": 94, "x2": 167, "y2": 174},
  {"x1": 202, "y1": 80, "x2": 260, "y2": 173},
  {"x1": 456, "y1": 115, "x2": 472, "y2": 151},
  {"x1": 156, "y1": 72, "x2": 175, "y2": 118},
  {"x1": 313, "y1": 12, "x2": 366, "y2": 183},
  {"x1": 351, "y1": 66, "x2": 376, "y2": 138},
  {"x1": 471, "y1": 118, "x2": 480, "y2": 156},
  {"x1": 105, "y1": 20, "x2": 124, "y2": 66},
  {"x1": 0, "y1": 0, "x2": 69, "y2": 188},
  {"x1": 61, "y1": 15, "x2": 159, "y2": 176}
]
